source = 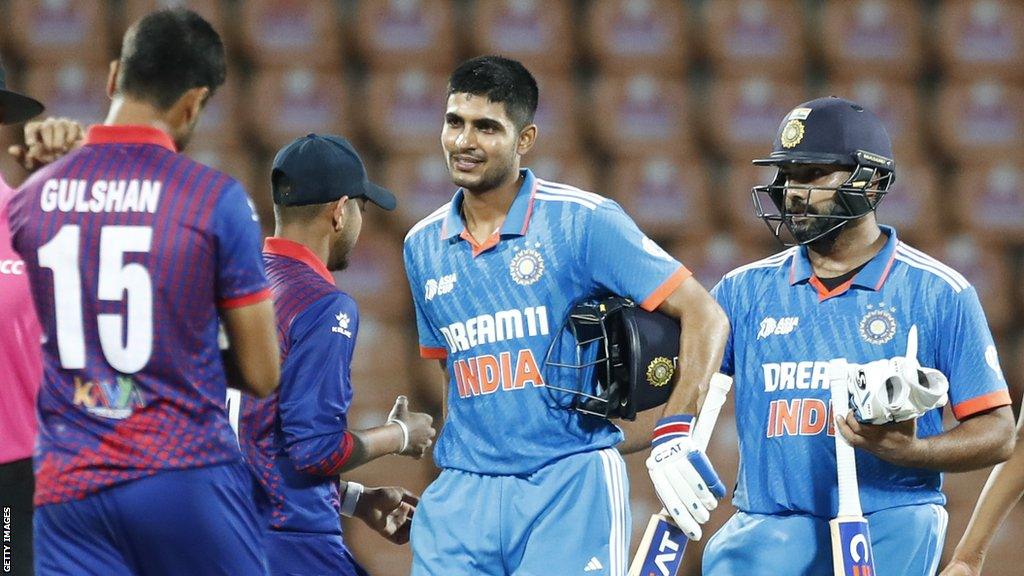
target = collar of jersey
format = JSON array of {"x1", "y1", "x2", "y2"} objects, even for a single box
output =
[
  {"x1": 789, "y1": 225, "x2": 899, "y2": 297},
  {"x1": 83, "y1": 124, "x2": 177, "y2": 152},
  {"x1": 263, "y1": 237, "x2": 334, "y2": 284},
  {"x1": 440, "y1": 168, "x2": 538, "y2": 243}
]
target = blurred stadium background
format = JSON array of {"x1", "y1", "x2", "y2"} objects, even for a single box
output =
[{"x1": 1, "y1": 0, "x2": 1022, "y2": 574}]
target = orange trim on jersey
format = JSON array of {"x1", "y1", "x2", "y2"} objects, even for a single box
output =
[
  {"x1": 460, "y1": 230, "x2": 501, "y2": 257},
  {"x1": 420, "y1": 346, "x2": 448, "y2": 360},
  {"x1": 641, "y1": 266, "x2": 692, "y2": 311},
  {"x1": 218, "y1": 288, "x2": 272, "y2": 309},
  {"x1": 952, "y1": 389, "x2": 1012, "y2": 421},
  {"x1": 84, "y1": 124, "x2": 177, "y2": 152},
  {"x1": 263, "y1": 237, "x2": 334, "y2": 283},
  {"x1": 809, "y1": 275, "x2": 854, "y2": 302},
  {"x1": 874, "y1": 248, "x2": 898, "y2": 290}
]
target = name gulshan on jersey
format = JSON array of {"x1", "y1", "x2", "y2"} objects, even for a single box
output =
[
  {"x1": 39, "y1": 178, "x2": 162, "y2": 214},
  {"x1": 441, "y1": 306, "x2": 550, "y2": 399}
]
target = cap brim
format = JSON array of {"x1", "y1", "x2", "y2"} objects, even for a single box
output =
[
  {"x1": 363, "y1": 181, "x2": 396, "y2": 211},
  {"x1": 0, "y1": 90, "x2": 45, "y2": 125},
  {"x1": 752, "y1": 151, "x2": 852, "y2": 166}
]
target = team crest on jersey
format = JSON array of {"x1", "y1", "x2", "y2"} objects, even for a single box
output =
[
  {"x1": 859, "y1": 303, "x2": 897, "y2": 345},
  {"x1": 332, "y1": 312, "x2": 353, "y2": 337},
  {"x1": 646, "y1": 357, "x2": 675, "y2": 387},
  {"x1": 510, "y1": 245, "x2": 545, "y2": 286}
]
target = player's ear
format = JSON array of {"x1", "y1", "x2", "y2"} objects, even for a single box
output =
[
  {"x1": 332, "y1": 196, "x2": 350, "y2": 232},
  {"x1": 106, "y1": 60, "x2": 119, "y2": 99},
  {"x1": 516, "y1": 124, "x2": 537, "y2": 156}
]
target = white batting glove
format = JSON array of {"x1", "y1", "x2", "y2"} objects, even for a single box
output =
[{"x1": 645, "y1": 415, "x2": 726, "y2": 541}]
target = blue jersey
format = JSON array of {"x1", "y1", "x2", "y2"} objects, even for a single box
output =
[
  {"x1": 403, "y1": 169, "x2": 689, "y2": 475},
  {"x1": 240, "y1": 238, "x2": 357, "y2": 534},
  {"x1": 8, "y1": 125, "x2": 268, "y2": 505},
  {"x1": 712, "y1": 226, "x2": 1011, "y2": 517}
]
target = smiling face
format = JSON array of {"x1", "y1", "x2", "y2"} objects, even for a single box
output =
[{"x1": 441, "y1": 92, "x2": 532, "y2": 194}]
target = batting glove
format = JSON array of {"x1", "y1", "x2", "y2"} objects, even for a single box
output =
[{"x1": 646, "y1": 415, "x2": 726, "y2": 541}]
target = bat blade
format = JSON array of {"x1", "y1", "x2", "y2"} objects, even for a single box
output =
[
  {"x1": 830, "y1": 516, "x2": 875, "y2": 576},
  {"x1": 627, "y1": 514, "x2": 688, "y2": 576}
]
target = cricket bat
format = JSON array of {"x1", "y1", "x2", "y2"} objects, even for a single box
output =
[
  {"x1": 829, "y1": 358, "x2": 876, "y2": 576},
  {"x1": 627, "y1": 373, "x2": 733, "y2": 576}
]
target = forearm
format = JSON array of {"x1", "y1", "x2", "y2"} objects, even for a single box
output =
[
  {"x1": 903, "y1": 407, "x2": 1015, "y2": 471},
  {"x1": 337, "y1": 425, "x2": 405, "y2": 473},
  {"x1": 662, "y1": 303, "x2": 729, "y2": 416}
]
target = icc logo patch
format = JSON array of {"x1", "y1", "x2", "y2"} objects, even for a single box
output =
[
  {"x1": 510, "y1": 244, "x2": 545, "y2": 286},
  {"x1": 859, "y1": 303, "x2": 897, "y2": 345}
]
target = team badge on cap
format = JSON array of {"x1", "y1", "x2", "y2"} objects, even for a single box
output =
[
  {"x1": 510, "y1": 245, "x2": 545, "y2": 286},
  {"x1": 781, "y1": 119, "x2": 805, "y2": 149},
  {"x1": 646, "y1": 357, "x2": 675, "y2": 387},
  {"x1": 859, "y1": 303, "x2": 897, "y2": 345}
]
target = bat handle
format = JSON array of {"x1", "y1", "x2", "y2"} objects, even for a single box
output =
[{"x1": 692, "y1": 373, "x2": 733, "y2": 452}]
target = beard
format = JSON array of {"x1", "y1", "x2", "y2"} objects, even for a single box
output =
[{"x1": 785, "y1": 196, "x2": 851, "y2": 247}]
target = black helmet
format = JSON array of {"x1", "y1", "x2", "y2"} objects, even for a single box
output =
[{"x1": 751, "y1": 96, "x2": 895, "y2": 246}]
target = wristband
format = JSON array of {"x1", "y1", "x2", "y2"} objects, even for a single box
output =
[
  {"x1": 340, "y1": 481, "x2": 363, "y2": 518},
  {"x1": 388, "y1": 418, "x2": 409, "y2": 453},
  {"x1": 651, "y1": 414, "x2": 694, "y2": 448}
]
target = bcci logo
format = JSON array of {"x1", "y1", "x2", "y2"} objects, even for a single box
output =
[
  {"x1": 646, "y1": 357, "x2": 675, "y2": 387},
  {"x1": 859, "y1": 304, "x2": 897, "y2": 345},
  {"x1": 510, "y1": 247, "x2": 544, "y2": 286}
]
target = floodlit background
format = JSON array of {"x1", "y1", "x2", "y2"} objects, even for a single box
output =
[{"x1": 1, "y1": 1, "x2": 1022, "y2": 574}]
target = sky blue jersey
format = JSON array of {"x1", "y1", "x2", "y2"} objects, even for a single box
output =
[
  {"x1": 712, "y1": 226, "x2": 1011, "y2": 517},
  {"x1": 403, "y1": 169, "x2": 689, "y2": 475}
]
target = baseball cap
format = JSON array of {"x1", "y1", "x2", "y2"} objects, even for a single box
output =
[
  {"x1": 271, "y1": 134, "x2": 396, "y2": 211},
  {"x1": 0, "y1": 64, "x2": 44, "y2": 125}
]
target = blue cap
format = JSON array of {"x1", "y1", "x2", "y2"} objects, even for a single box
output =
[
  {"x1": 753, "y1": 96, "x2": 894, "y2": 172},
  {"x1": 0, "y1": 64, "x2": 44, "y2": 125},
  {"x1": 271, "y1": 134, "x2": 396, "y2": 210}
]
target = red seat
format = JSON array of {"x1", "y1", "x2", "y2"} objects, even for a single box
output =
[
  {"x1": 818, "y1": 0, "x2": 924, "y2": 80},
  {"x1": 8, "y1": 0, "x2": 111, "y2": 65},
  {"x1": 249, "y1": 68, "x2": 350, "y2": 151},
  {"x1": 704, "y1": 76, "x2": 808, "y2": 161},
  {"x1": 239, "y1": 0, "x2": 343, "y2": 69},
  {"x1": 935, "y1": 79, "x2": 1024, "y2": 163},
  {"x1": 363, "y1": 69, "x2": 449, "y2": 155},
  {"x1": 935, "y1": 0, "x2": 1024, "y2": 81},
  {"x1": 381, "y1": 152, "x2": 455, "y2": 233},
  {"x1": 467, "y1": 0, "x2": 575, "y2": 73},
  {"x1": 354, "y1": 0, "x2": 456, "y2": 71},
  {"x1": 123, "y1": 1, "x2": 228, "y2": 40},
  {"x1": 583, "y1": 0, "x2": 691, "y2": 76},
  {"x1": 704, "y1": 0, "x2": 805, "y2": 78},
  {"x1": 590, "y1": 74, "x2": 694, "y2": 157},
  {"x1": 23, "y1": 62, "x2": 110, "y2": 126},
  {"x1": 951, "y1": 161, "x2": 1024, "y2": 243},
  {"x1": 669, "y1": 236, "x2": 780, "y2": 288},
  {"x1": 606, "y1": 156, "x2": 711, "y2": 241},
  {"x1": 826, "y1": 78, "x2": 925, "y2": 162}
]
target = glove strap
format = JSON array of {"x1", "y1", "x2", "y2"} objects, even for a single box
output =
[
  {"x1": 651, "y1": 414, "x2": 694, "y2": 448},
  {"x1": 340, "y1": 481, "x2": 364, "y2": 518}
]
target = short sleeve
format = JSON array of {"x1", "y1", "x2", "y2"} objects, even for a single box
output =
[
  {"x1": 403, "y1": 241, "x2": 447, "y2": 359},
  {"x1": 278, "y1": 293, "x2": 358, "y2": 475},
  {"x1": 935, "y1": 286, "x2": 1012, "y2": 420},
  {"x1": 583, "y1": 201, "x2": 691, "y2": 311},
  {"x1": 710, "y1": 278, "x2": 735, "y2": 376},
  {"x1": 212, "y1": 182, "x2": 269, "y2": 308}
]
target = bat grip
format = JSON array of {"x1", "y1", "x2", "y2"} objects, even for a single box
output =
[
  {"x1": 830, "y1": 358, "x2": 863, "y2": 518},
  {"x1": 692, "y1": 373, "x2": 733, "y2": 452}
]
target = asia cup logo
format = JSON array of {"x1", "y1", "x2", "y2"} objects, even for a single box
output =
[
  {"x1": 510, "y1": 245, "x2": 545, "y2": 286},
  {"x1": 859, "y1": 303, "x2": 897, "y2": 345}
]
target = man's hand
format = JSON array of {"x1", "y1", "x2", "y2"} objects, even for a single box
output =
[
  {"x1": 353, "y1": 486, "x2": 418, "y2": 545},
  {"x1": 387, "y1": 396, "x2": 436, "y2": 459},
  {"x1": 834, "y1": 409, "x2": 923, "y2": 466},
  {"x1": 645, "y1": 415, "x2": 726, "y2": 540},
  {"x1": 938, "y1": 559, "x2": 982, "y2": 576},
  {"x1": 9, "y1": 117, "x2": 84, "y2": 171}
]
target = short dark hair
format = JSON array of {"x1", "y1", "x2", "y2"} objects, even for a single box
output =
[
  {"x1": 116, "y1": 8, "x2": 226, "y2": 110},
  {"x1": 447, "y1": 56, "x2": 538, "y2": 129}
]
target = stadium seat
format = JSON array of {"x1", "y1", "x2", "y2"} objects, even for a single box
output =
[
  {"x1": 934, "y1": 0, "x2": 1024, "y2": 81},
  {"x1": 239, "y1": 0, "x2": 343, "y2": 69},
  {"x1": 606, "y1": 155, "x2": 711, "y2": 241},
  {"x1": 123, "y1": 1, "x2": 228, "y2": 39},
  {"x1": 590, "y1": 74, "x2": 694, "y2": 157},
  {"x1": 721, "y1": 161, "x2": 795, "y2": 245},
  {"x1": 669, "y1": 235, "x2": 779, "y2": 288},
  {"x1": 382, "y1": 152, "x2": 455, "y2": 233},
  {"x1": 189, "y1": 74, "x2": 244, "y2": 149},
  {"x1": 951, "y1": 161, "x2": 1024, "y2": 244},
  {"x1": 23, "y1": 62, "x2": 110, "y2": 127},
  {"x1": 875, "y1": 162, "x2": 942, "y2": 247},
  {"x1": 337, "y1": 226, "x2": 411, "y2": 322},
  {"x1": 703, "y1": 0, "x2": 805, "y2": 78},
  {"x1": 467, "y1": 0, "x2": 575, "y2": 73},
  {"x1": 934, "y1": 79, "x2": 1024, "y2": 163},
  {"x1": 704, "y1": 76, "x2": 808, "y2": 162},
  {"x1": 529, "y1": 74, "x2": 583, "y2": 156},
  {"x1": 363, "y1": 69, "x2": 449, "y2": 155},
  {"x1": 825, "y1": 78, "x2": 925, "y2": 162},
  {"x1": 524, "y1": 153, "x2": 599, "y2": 194},
  {"x1": 7, "y1": 0, "x2": 111, "y2": 65},
  {"x1": 818, "y1": 0, "x2": 924, "y2": 80},
  {"x1": 583, "y1": 0, "x2": 691, "y2": 76},
  {"x1": 353, "y1": 0, "x2": 456, "y2": 71},
  {"x1": 249, "y1": 67, "x2": 351, "y2": 151},
  {"x1": 929, "y1": 237, "x2": 1014, "y2": 334},
  {"x1": 188, "y1": 145, "x2": 261, "y2": 208}
]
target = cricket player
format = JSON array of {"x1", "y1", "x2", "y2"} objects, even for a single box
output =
[
  {"x1": 940, "y1": 408, "x2": 1024, "y2": 575},
  {"x1": 403, "y1": 55, "x2": 729, "y2": 575},
  {"x1": 239, "y1": 133, "x2": 435, "y2": 576},
  {"x1": 701, "y1": 96, "x2": 1016, "y2": 575},
  {"x1": 8, "y1": 9, "x2": 280, "y2": 574},
  {"x1": 0, "y1": 62, "x2": 83, "y2": 576}
]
